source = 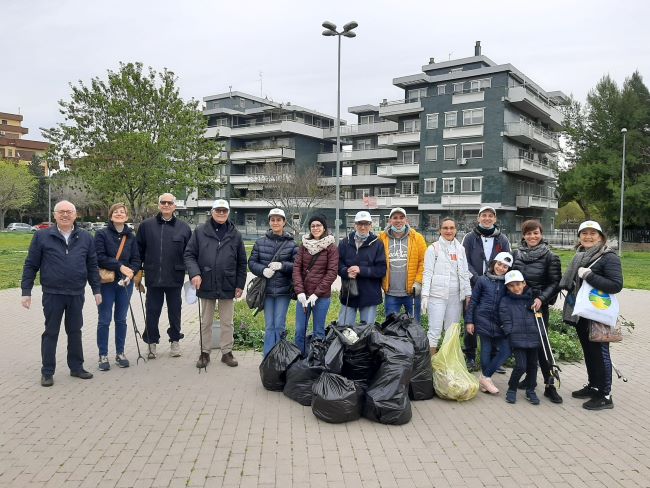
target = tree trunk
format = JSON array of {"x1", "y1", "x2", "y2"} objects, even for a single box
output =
[{"x1": 0, "y1": 210, "x2": 6, "y2": 230}]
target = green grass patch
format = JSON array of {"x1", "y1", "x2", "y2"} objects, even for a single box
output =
[{"x1": 0, "y1": 233, "x2": 36, "y2": 290}]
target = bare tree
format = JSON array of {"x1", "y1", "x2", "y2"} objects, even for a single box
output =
[{"x1": 253, "y1": 164, "x2": 333, "y2": 234}]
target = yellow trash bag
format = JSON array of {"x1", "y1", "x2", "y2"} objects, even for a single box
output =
[{"x1": 431, "y1": 322, "x2": 479, "y2": 401}]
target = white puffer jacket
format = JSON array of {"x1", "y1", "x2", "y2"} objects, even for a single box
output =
[{"x1": 422, "y1": 237, "x2": 472, "y2": 299}]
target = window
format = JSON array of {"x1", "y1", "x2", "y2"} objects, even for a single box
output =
[
  {"x1": 401, "y1": 149, "x2": 420, "y2": 164},
  {"x1": 424, "y1": 178, "x2": 437, "y2": 194},
  {"x1": 407, "y1": 87, "x2": 427, "y2": 102},
  {"x1": 378, "y1": 187, "x2": 391, "y2": 196},
  {"x1": 426, "y1": 113, "x2": 439, "y2": 129},
  {"x1": 445, "y1": 112, "x2": 457, "y2": 127},
  {"x1": 355, "y1": 139, "x2": 373, "y2": 150},
  {"x1": 463, "y1": 108, "x2": 484, "y2": 126},
  {"x1": 360, "y1": 115, "x2": 374, "y2": 125},
  {"x1": 401, "y1": 181, "x2": 419, "y2": 195},
  {"x1": 425, "y1": 146, "x2": 438, "y2": 161},
  {"x1": 437, "y1": 85, "x2": 446, "y2": 95},
  {"x1": 216, "y1": 117, "x2": 229, "y2": 127},
  {"x1": 428, "y1": 214, "x2": 440, "y2": 229},
  {"x1": 355, "y1": 188, "x2": 370, "y2": 199},
  {"x1": 443, "y1": 145, "x2": 457, "y2": 160},
  {"x1": 453, "y1": 82, "x2": 465, "y2": 94},
  {"x1": 460, "y1": 177, "x2": 482, "y2": 193},
  {"x1": 462, "y1": 143, "x2": 483, "y2": 159},
  {"x1": 344, "y1": 190, "x2": 354, "y2": 200},
  {"x1": 403, "y1": 119, "x2": 421, "y2": 133},
  {"x1": 442, "y1": 178, "x2": 455, "y2": 193},
  {"x1": 470, "y1": 78, "x2": 492, "y2": 92},
  {"x1": 407, "y1": 214, "x2": 420, "y2": 228},
  {"x1": 357, "y1": 164, "x2": 371, "y2": 176}
]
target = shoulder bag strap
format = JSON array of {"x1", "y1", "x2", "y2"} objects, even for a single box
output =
[{"x1": 115, "y1": 235, "x2": 127, "y2": 260}]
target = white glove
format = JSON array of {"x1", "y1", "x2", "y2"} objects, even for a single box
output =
[
  {"x1": 297, "y1": 293, "x2": 307, "y2": 307},
  {"x1": 262, "y1": 268, "x2": 275, "y2": 278},
  {"x1": 307, "y1": 294, "x2": 318, "y2": 307},
  {"x1": 420, "y1": 296, "x2": 429, "y2": 315},
  {"x1": 269, "y1": 262, "x2": 282, "y2": 271},
  {"x1": 578, "y1": 267, "x2": 591, "y2": 279},
  {"x1": 413, "y1": 282, "x2": 422, "y2": 296}
]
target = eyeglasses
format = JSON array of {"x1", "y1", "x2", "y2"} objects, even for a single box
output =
[
  {"x1": 159, "y1": 201, "x2": 175, "y2": 206},
  {"x1": 310, "y1": 223, "x2": 323, "y2": 228},
  {"x1": 55, "y1": 210, "x2": 75, "y2": 215},
  {"x1": 212, "y1": 209, "x2": 229, "y2": 214},
  {"x1": 355, "y1": 222, "x2": 372, "y2": 227}
]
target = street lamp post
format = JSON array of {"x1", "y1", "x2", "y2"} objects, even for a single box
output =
[
  {"x1": 322, "y1": 20, "x2": 358, "y2": 241},
  {"x1": 618, "y1": 128, "x2": 627, "y2": 256}
]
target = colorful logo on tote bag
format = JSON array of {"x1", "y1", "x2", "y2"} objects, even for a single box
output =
[{"x1": 589, "y1": 289, "x2": 612, "y2": 310}]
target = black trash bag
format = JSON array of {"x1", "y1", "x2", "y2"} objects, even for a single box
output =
[
  {"x1": 332, "y1": 322, "x2": 379, "y2": 392},
  {"x1": 283, "y1": 340, "x2": 327, "y2": 406},
  {"x1": 311, "y1": 372, "x2": 361, "y2": 423},
  {"x1": 323, "y1": 326, "x2": 345, "y2": 374},
  {"x1": 259, "y1": 331, "x2": 302, "y2": 391},
  {"x1": 379, "y1": 313, "x2": 434, "y2": 401},
  {"x1": 363, "y1": 331, "x2": 414, "y2": 425}
]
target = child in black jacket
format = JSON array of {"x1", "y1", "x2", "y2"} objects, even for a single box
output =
[{"x1": 499, "y1": 270, "x2": 542, "y2": 405}]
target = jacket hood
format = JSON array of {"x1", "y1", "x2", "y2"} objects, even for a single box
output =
[
  {"x1": 200, "y1": 219, "x2": 237, "y2": 238},
  {"x1": 265, "y1": 229, "x2": 295, "y2": 241},
  {"x1": 156, "y1": 213, "x2": 177, "y2": 225},
  {"x1": 347, "y1": 231, "x2": 378, "y2": 247}
]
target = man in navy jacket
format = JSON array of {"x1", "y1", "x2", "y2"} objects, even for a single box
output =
[{"x1": 21, "y1": 200, "x2": 101, "y2": 387}]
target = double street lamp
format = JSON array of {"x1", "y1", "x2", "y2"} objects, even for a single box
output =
[
  {"x1": 618, "y1": 127, "x2": 627, "y2": 256},
  {"x1": 322, "y1": 20, "x2": 358, "y2": 241}
]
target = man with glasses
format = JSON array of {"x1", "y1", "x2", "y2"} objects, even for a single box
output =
[
  {"x1": 337, "y1": 211, "x2": 386, "y2": 325},
  {"x1": 137, "y1": 193, "x2": 191, "y2": 358},
  {"x1": 21, "y1": 200, "x2": 101, "y2": 387},
  {"x1": 184, "y1": 199, "x2": 247, "y2": 369}
]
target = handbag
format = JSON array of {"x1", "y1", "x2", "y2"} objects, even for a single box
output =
[
  {"x1": 340, "y1": 277, "x2": 359, "y2": 299},
  {"x1": 246, "y1": 239, "x2": 290, "y2": 312},
  {"x1": 572, "y1": 257, "x2": 620, "y2": 327},
  {"x1": 99, "y1": 235, "x2": 127, "y2": 284},
  {"x1": 588, "y1": 319, "x2": 623, "y2": 343}
]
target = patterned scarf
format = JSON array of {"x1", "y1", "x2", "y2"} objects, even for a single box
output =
[
  {"x1": 517, "y1": 240, "x2": 550, "y2": 263},
  {"x1": 302, "y1": 234, "x2": 335, "y2": 256}
]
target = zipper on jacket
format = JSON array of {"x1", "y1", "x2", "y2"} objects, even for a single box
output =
[{"x1": 158, "y1": 222, "x2": 164, "y2": 285}]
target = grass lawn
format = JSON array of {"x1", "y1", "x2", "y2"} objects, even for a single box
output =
[{"x1": 0, "y1": 233, "x2": 35, "y2": 290}]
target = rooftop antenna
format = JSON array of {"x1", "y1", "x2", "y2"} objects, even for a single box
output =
[
  {"x1": 448, "y1": 52, "x2": 453, "y2": 60},
  {"x1": 259, "y1": 71, "x2": 263, "y2": 97},
  {"x1": 229, "y1": 85, "x2": 232, "y2": 97}
]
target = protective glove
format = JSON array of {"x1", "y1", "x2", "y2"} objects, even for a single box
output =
[
  {"x1": 577, "y1": 267, "x2": 592, "y2": 279},
  {"x1": 420, "y1": 296, "x2": 429, "y2": 315},
  {"x1": 262, "y1": 268, "x2": 275, "y2": 278},
  {"x1": 307, "y1": 294, "x2": 318, "y2": 307},
  {"x1": 297, "y1": 293, "x2": 307, "y2": 307},
  {"x1": 269, "y1": 262, "x2": 282, "y2": 271},
  {"x1": 413, "y1": 282, "x2": 422, "y2": 296}
]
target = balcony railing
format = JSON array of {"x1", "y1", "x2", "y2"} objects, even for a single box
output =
[
  {"x1": 323, "y1": 120, "x2": 398, "y2": 138},
  {"x1": 507, "y1": 85, "x2": 564, "y2": 129},
  {"x1": 317, "y1": 147, "x2": 397, "y2": 163},
  {"x1": 516, "y1": 195, "x2": 559, "y2": 209},
  {"x1": 378, "y1": 99, "x2": 424, "y2": 120},
  {"x1": 504, "y1": 122, "x2": 560, "y2": 152},
  {"x1": 504, "y1": 157, "x2": 557, "y2": 180}
]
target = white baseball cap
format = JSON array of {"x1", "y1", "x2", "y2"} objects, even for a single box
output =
[
  {"x1": 389, "y1": 207, "x2": 407, "y2": 218},
  {"x1": 504, "y1": 270, "x2": 525, "y2": 285},
  {"x1": 355, "y1": 211, "x2": 372, "y2": 223},
  {"x1": 493, "y1": 252, "x2": 513, "y2": 267},
  {"x1": 478, "y1": 205, "x2": 496, "y2": 216},
  {"x1": 211, "y1": 199, "x2": 230, "y2": 210},
  {"x1": 268, "y1": 208, "x2": 286, "y2": 220},
  {"x1": 578, "y1": 220, "x2": 603, "y2": 235}
]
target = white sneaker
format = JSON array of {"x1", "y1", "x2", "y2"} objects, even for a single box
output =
[
  {"x1": 147, "y1": 343, "x2": 157, "y2": 359},
  {"x1": 170, "y1": 341, "x2": 181, "y2": 357}
]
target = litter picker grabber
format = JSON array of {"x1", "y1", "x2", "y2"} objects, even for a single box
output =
[
  {"x1": 612, "y1": 361, "x2": 628, "y2": 382},
  {"x1": 534, "y1": 311, "x2": 561, "y2": 387},
  {"x1": 197, "y1": 297, "x2": 207, "y2": 373},
  {"x1": 121, "y1": 278, "x2": 146, "y2": 365}
]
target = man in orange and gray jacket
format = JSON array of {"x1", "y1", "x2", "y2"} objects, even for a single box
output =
[{"x1": 378, "y1": 207, "x2": 427, "y2": 323}]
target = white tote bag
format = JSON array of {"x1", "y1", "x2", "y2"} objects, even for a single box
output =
[{"x1": 573, "y1": 281, "x2": 619, "y2": 326}]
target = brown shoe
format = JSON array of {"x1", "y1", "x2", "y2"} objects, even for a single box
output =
[
  {"x1": 196, "y1": 352, "x2": 210, "y2": 369},
  {"x1": 221, "y1": 352, "x2": 238, "y2": 367}
]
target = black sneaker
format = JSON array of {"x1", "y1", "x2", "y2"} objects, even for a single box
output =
[
  {"x1": 517, "y1": 379, "x2": 528, "y2": 390},
  {"x1": 70, "y1": 369, "x2": 93, "y2": 379},
  {"x1": 526, "y1": 390, "x2": 540, "y2": 405},
  {"x1": 41, "y1": 375, "x2": 53, "y2": 387},
  {"x1": 196, "y1": 352, "x2": 210, "y2": 369},
  {"x1": 544, "y1": 385, "x2": 563, "y2": 404},
  {"x1": 583, "y1": 395, "x2": 614, "y2": 411},
  {"x1": 505, "y1": 389, "x2": 517, "y2": 404},
  {"x1": 572, "y1": 385, "x2": 598, "y2": 399},
  {"x1": 466, "y1": 359, "x2": 478, "y2": 372}
]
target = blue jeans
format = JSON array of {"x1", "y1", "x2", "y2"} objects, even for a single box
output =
[
  {"x1": 338, "y1": 305, "x2": 378, "y2": 326},
  {"x1": 295, "y1": 296, "x2": 331, "y2": 355},
  {"x1": 479, "y1": 334, "x2": 511, "y2": 377},
  {"x1": 97, "y1": 281, "x2": 133, "y2": 356},
  {"x1": 263, "y1": 295, "x2": 291, "y2": 357},
  {"x1": 384, "y1": 294, "x2": 421, "y2": 324}
]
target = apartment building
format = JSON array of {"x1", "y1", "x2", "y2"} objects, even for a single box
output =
[{"x1": 0, "y1": 112, "x2": 49, "y2": 168}]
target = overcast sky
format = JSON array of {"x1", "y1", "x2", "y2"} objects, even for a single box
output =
[{"x1": 3, "y1": 0, "x2": 647, "y2": 141}]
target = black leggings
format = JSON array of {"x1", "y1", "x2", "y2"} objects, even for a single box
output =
[{"x1": 575, "y1": 318, "x2": 612, "y2": 396}]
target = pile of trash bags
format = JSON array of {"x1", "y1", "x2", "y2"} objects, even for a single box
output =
[
  {"x1": 260, "y1": 313, "x2": 443, "y2": 425},
  {"x1": 431, "y1": 322, "x2": 479, "y2": 402}
]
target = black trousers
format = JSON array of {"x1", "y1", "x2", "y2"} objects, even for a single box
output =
[
  {"x1": 41, "y1": 293, "x2": 85, "y2": 376},
  {"x1": 508, "y1": 347, "x2": 538, "y2": 391},
  {"x1": 575, "y1": 318, "x2": 612, "y2": 396},
  {"x1": 143, "y1": 286, "x2": 183, "y2": 343}
]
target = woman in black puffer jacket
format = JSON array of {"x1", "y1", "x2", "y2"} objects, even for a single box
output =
[
  {"x1": 560, "y1": 220, "x2": 623, "y2": 411},
  {"x1": 512, "y1": 220, "x2": 562, "y2": 403}
]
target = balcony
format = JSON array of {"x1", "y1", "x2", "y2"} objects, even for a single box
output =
[
  {"x1": 504, "y1": 122, "x2": 560, "y2": 152},
  {"x1": 317, "y1": 147, "x2": 396, "y2": 163},
  {"x1": 323, "y1": 120, "x2": 398, "y2": 138},
  {"x1": 320, "y1": 174, "x2": 396, "y2": 186},
  {"x1": 507, "y1": 86, "x2": 564, "y2": 130},
  {"x1": 504, "y1": 158, "x2": 557, "y2": 180},
  {"x1": 378, "y1": 131, "x2": 421, "y2": 147},
  {"x1": 205, "y1": 119, "x2": 329, "y2": 140},
  {"x1": 228, "y1": 198, "x2": 272, "y2": 208},
  {"x1": 516, "y1": 195, "x2": 558, "y2": 209},
  {"x1": 229, "y1": 146, "x2": 295, "y2": 162},
  {"x1": 443, "y1": 125, "x2": 484, "y2": 139},
  {"x1": 378, "y1": 99, "x2": 424, "y2": 121},
  {"x1": 376, "y1": 163, "x2": 420, "y2": 176},
  {"x1": 441, "y1": 194, "x2": 482, "y2": 207},
  {"x1": 334, "y1": 195, "x2": 419, "y2": 210}
]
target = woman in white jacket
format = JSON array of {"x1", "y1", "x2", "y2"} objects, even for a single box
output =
[{"x1": 421, "y1": 217, "x2": 472, "y2": 355}]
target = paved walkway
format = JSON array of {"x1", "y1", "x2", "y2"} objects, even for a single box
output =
[{"x1": 0, "y1": 287, "x2": 648, "y2": 488}]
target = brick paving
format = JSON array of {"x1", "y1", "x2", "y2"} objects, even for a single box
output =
[{"x1": 0, "y1": 286, "x2": 648, "y2": 487}]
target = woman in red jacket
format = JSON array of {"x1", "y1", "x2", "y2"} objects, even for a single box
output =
[{"x1": 293, "y1": 215, "x2": 339, "y2": 355}]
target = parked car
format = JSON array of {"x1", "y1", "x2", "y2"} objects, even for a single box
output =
[
  {"x1": 6, "y1": 223, "x2": 34, "y2": 232},
  {"x1": 90, "y1": 222, "x2": 107, "y2": 231},
  {"x1": 77, "y1": 222, "x2": 93, "y2": 231},
  {"x1": 31, "y1": 222, "x2": 53, "y2": 231}
]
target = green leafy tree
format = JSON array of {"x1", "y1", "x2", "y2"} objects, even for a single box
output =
[
  {"x1": 25, "y1": 155, "x2": 49, "y2": 221},
  {"x1": 0, "y1": 160, "x2": 38, "y2": 229},
  {"x1": 43, "y1": 62, "x2": 222, "y2": 222}
]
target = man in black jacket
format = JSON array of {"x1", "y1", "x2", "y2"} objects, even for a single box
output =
[
  {"x1": 21, "y1": 200, "x2": 101, "y2": 387},
  {"x1": 184, "y1": 199, "x2": 247, "y2": 369},
  {"x1": 136, "y1": 193, "x2": 192, "y2": 358}
]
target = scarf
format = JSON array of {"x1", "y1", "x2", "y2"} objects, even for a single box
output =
[
  {"x1": 517, "y1": 240, "x2": 550, "y2": 263},
  {"x1": 475, "y1": 225, "x2": 500, "y2": 238},
  {"x1": 485, "y1": 271, "x2": 505, "y2": 281},
  {"x1": 302, "y1": 234, "x2": 335, "y2": 255}
]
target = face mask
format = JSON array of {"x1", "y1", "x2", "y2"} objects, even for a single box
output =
[
  {"x1": 355, "y1": 231, "x2": 369, "y2": 240},
  {"x1": 390, "y1": 224, "x2": 407, "y2": 233}
]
